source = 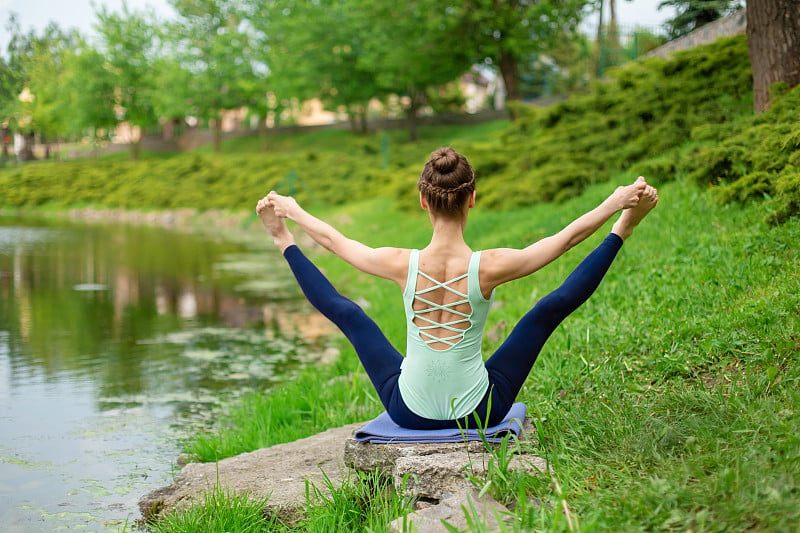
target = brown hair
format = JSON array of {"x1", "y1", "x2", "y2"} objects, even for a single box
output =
[{"x1": 418, "y1": 147, "x2": 475, "y2": 217}]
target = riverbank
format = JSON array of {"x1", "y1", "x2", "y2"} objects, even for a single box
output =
[{"x1": 132, "y1": 175, "x2": 800, "y2": 531}]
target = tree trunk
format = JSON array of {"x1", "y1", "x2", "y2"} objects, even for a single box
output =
[
  {"x1": 348, "y1": 110, "x2": 358, "y2": 133},
  {"x1": 18, "y1": 132, "x2": 36, "y2": 161},
  {"x1": 747, "y1": 1, "x2": 800, "y2": 112},
  {"x1": 213, "y1": 115, "x2": 223, "y2": 153},
  {"x1": 258, "y1": 115, "x2": 269, "y2": 153},
  {"x1": 130, "y1": 139, "x2": 141, "y2": 161},
  {"x1": 359, "y1": 105, "x2": 368, "y2": 134},
  {"x1": 406, "y1": 89, "x2": 422, "y2": 142},
  {"x1": 406, "y1": 105, "x2": 419, "y2": 143},
  {"x1": 608, "y1": 0, "x2": 620, "y2": 54},
  {"x1": 595, "y1": 0, "x2": 605, "y2": 78},
  {"x1": 498, "y1": 50, "x2": 521, "y2": 102},
  {"x1": 1, "y1": 127, "x2": 9, "y2": 159}
]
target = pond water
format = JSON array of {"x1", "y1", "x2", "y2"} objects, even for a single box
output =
[{"x1": 0, "y1": 215, "x2": 315, "y2": 532}]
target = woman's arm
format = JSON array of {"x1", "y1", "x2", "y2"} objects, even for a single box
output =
[
  {"x1": 481, "y1": 178, "x2": 647, "y2": 289},
  {"x1": 266, "y1": 191, "x2": 408, "y2": 284}
]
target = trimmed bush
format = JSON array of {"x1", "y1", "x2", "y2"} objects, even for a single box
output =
[{"x1": 2, "y1": 34, "x2": 798, "y2": 223}]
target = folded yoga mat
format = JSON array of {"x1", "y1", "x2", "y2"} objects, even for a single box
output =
[{"x1": 353, "y1": 402, "x2": 527, "y2": 444}]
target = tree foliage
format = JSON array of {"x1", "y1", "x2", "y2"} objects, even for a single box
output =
[
  {"x1": 1, "y1": 16, "x2": 88, "y2": 157},
  {"x1": 0, "y1": 15, "x2": 27, "y2": 128},
  {"x1": 658, "y1": 0, "x2": 742, "y2": 38},
  {"x1": 251, "y1": 0, "x2": 382, "y2": 133},
  {"x1": 454, "y1": 0, "x2": 591, "y2": 102},
  {"x1": 95, "y1": 2, "x2": 162, "y2": 158},
  {"x1": 60, "y1": 45, "x2": 120, "y2": 140},
  {"x1": 354, "y1": 0, "x2": 475, "y2": 140},
  {"x1": 167, "y1": 0, "x2": 265, "y2": 152}
]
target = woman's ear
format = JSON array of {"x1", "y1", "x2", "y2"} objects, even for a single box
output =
[
  {"x1": 420, "y1": 193, "x2": 429, "y2": 210},
  {"x1": 468, "y1": 190, "x2": 476, "y2": 208}
]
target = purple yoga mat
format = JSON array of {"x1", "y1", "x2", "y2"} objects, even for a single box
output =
[{"x1": 353, "y1": 402, "x2": 526, "y2": 443}]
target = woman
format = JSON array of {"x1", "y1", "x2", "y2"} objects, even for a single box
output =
[{"x1": 256, "y1": 147, "x2": 658, "y2": 430}]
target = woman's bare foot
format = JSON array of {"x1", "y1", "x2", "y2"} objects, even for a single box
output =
[
  {"x1": 256, "y1": 196, "x2": 295, "y2": 251},
  {"x1": 612, "y1": 183, "x2": 659, "y2": 240}
]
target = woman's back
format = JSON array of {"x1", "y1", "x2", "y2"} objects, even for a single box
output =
[
  {"x1": 399, "y1": 247, "x2": 493, "y2": 419},
  {"x1": 409, "y1": 247, "x2": 476, "y2": 350}
]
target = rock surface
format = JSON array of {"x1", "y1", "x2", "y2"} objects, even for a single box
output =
[
  {"x1": 389, "y1": 488, "x2": 510, "y2": 533},
  {"x1": 140, "y1": 416, "x2": 547, "y2": 528},
  {"x1": 139, "y1": 422, "x2": 362, "y2": 524}
]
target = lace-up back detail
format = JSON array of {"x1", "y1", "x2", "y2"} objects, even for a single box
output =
[
  {"x1": 412, "y1": 269, "x2": 472, "y2": 350},
  {"x1": 400, "y1": 248, "x2": 494, "y2": 420}
]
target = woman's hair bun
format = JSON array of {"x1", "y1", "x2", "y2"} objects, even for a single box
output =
[
  {"x1": 430, "y1": 147, "x2": 459, "y2": 173},
  {"x1": 418, "y1": 146, "x2": 475, "y2": 217}
]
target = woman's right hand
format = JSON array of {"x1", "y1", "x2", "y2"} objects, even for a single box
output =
[{"x1": 266, "y1": 191, "x2": 299, "y2": 219}]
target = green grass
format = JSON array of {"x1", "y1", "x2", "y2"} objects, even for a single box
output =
[
  {"x1": 172, "y1": 175, "x2": 798, "y2": 531},
  {"x1": 143, "y1": 471, "x2": 412, "y2": 533},
  {"x1": 145, "y1": 485, "x2": 277, "y2": 532}
]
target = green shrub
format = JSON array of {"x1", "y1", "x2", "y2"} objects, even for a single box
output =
[
  {"x1": 769, "y1": 168, "x2": 800, "y2": 225},
  {"x1": 491, "y1": 35, "x2": 752, "y2": 204},
  {"x1": 686, "y1": 84, "x2": 800, "y2": 223},
  {"x1": 4, "y1": 34, "x2": 799, "y2": 223}
]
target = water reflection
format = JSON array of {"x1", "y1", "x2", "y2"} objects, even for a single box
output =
[
  {"x1": 1, "y1": 218, "x2": 301, "y2": 391},
  {"x1": 0, "y1": 216, "x2": 317, "y2": 531}
]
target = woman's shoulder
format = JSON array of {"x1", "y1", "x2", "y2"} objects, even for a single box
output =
[
  {"x1": 476, "y1": 247, "x2": 517, "y2": 264},
  {"x1": 474, "y1": 247, "x2": 527, "y2": 291}
]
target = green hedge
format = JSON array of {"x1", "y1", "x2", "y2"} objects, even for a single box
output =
[
  {"x1": 1, "y1": 34, "x2": 798, "y2": 222},
  {"x1": 467, "y1": 35, "x2": 753, "y2": 208}
]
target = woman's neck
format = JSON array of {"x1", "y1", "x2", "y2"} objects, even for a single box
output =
[{"x1": 427, "y1": 214, "x2": 469, "y2": 252}]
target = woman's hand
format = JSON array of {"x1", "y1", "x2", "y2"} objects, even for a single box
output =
[
  {"x1": 609, "y1": 176, "x2": 647, "y2": 210},
  {"x1": 265, "y1": 191, "x2": 299, "y2": 219}
]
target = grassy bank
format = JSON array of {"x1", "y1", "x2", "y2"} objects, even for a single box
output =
[{"x1": 157, "y1": 174, "x2": 799, "y2": 532}]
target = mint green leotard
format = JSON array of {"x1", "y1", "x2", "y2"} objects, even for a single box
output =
[{"x1": 397, "y1": 249, "x2": 494, "y2": 420}]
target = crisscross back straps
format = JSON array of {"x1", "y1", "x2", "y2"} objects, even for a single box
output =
[{"x1": 413, "y1": 266, "x2": 473, "y2": 349}]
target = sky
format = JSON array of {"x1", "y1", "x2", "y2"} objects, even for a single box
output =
[{"x1": 1, "y1": 0, "x2": 677, "y2": 51}]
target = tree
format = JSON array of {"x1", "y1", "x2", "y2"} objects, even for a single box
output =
[
  {"x1": 95, "y1": 2, "x2": 161, "y2": 159},
  {"x1": 149, "y1": 56, "x2": 196, "y2": 138},
  {"x1": 0, "y1": 14, "x2": 28, "y2": 128},
  {"x1": 455, "y1": 0, "x2": 591, "y2": 103},
  {"x1": 595, "y1": 0, "x2": 628, "y2": 77},
  {"x1": 23, "y1": 27, "x2": 85, "y2": 157},
  {"x1": 658, "y1": 0, "x2": 742, "y2": 38},
  {"x1": 167, "y1": 0, "x2": 262, "y2": 152},
  {"x1": 59, "y1": 45, "x2": 119, "y2": 147},
  {"x1": 251, "y1": 0, "x2": 382, "y2": 135},
  {"x1": 1, "y1": 16, "x2": 84, "y2": 160},
  {"x1": 355, "y1": 0, "x2": 473, "y2": 141},
  {"x1": 746, "y1": 0, "x2": 800, "y2": 112}
]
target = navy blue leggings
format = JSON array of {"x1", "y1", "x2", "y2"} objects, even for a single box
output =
[{"x1": 282, "y1": 233, "x2": 623, "y2": 430}]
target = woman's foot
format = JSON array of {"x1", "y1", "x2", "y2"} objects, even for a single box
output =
[
  {"x1": 612, "y1": 183, "x2": 659, "y2": 240},
  {"x1": 256, "y1": 196, "x2": 295, "y2": 251}
]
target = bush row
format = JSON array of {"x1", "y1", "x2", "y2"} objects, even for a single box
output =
[{"x1": 1, "y1": 34, "x2": 797, "y2": 222}]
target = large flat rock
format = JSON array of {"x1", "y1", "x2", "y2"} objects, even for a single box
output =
[
  {"x1": 140, "y1": 416, "x2": 547, "y2": 528},
  {"x1": 345, "y1": 417, "x2": 547, "y2": 500},
  {"x1": 139, "y1": 422, "x2": 363, "y2": 524}
]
